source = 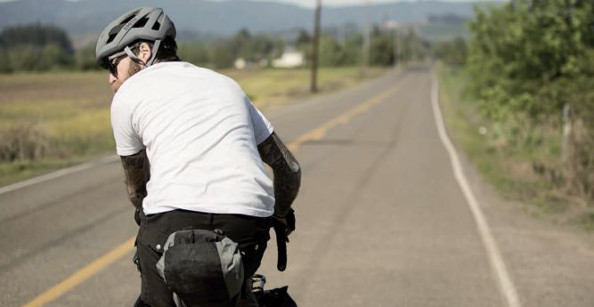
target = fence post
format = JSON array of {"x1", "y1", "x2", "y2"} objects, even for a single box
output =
[{"x1": 561, "y1": 103, "x2": 572, "y2": 166}]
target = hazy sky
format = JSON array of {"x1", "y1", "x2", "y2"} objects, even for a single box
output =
[{"x1": 250, "y1": 0, "x2": 500, "y2": 8}]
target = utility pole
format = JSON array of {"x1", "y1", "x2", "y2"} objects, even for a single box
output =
[
  {"x1": 310, "y1": 0, "x2": 322, "y2": 93},
  {"x1": 362, "y1": 0, "x2": 371, "y2": 75},
  {"x1": 561, "y1": 103, "x2": 572, "y2": 166},
  {"x1": 392, "y1": 4, "x2": 401, "y2": 69},
  {"x1": 392, "y1": 25, "x2": 397, "y2": 68},
  {"x1": 387, "y1": 15, "x2": 398, "y2": 69},
  {"x1": 396, "y1": 27, "x2": 402, "y2": 67}
]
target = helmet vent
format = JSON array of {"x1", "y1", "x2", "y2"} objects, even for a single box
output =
[
  {"x1": 106, "y1": 34, "x2": 117, "y2": 44},
  {"x1": 152, "y1": 20, "x2": 161, "y2": 31},
  {"x1": 134, "y1": 17, "x2": 149, "y2": 28},
  {"x1": 120, "y1": 15, "x2": 136, "y2": 25}
]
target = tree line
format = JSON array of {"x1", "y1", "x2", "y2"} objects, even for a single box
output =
[
  {"x1": 435, "y1": 0, "x2": 593, "y2": 201},
  {"x1": 0, "y1": 23, "x2": 429, "y2": 72},
  {"x1": 0, "y1": 24, "x2": 76, "y2": 72},
  {"x1": 296, "y1": 25, "x2": 428, "y2": 67}
]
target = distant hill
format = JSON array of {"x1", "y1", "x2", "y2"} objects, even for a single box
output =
[{"x1": 0, "y1": 0, "x2": 503, "y2": 43}]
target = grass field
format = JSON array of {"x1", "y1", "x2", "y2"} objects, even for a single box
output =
[
  {"x1": 437, "y1": 64, "x2": 594, "y2": 230},
  {"x1": 0, "y1": 66, "x2": 387, "y2": 186}
]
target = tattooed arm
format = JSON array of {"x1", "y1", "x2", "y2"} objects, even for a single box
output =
[
  {"x1": 120, "y1": 149, "x2": 151, "y2": 209},
  {"x1": 258, "y1": 132, "x2": 301, "y2": 217}
]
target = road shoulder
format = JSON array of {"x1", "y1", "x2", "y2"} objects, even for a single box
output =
[{"x1": 455, "y1": 128, "x2": 594, "y2": 307}]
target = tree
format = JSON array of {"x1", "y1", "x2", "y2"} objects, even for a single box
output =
[
  {"x1": 176, "y1": 42, "x2": 209, "y2": 66},
  {"x1": 296, "y1": 29, "x2": 313, "y2": 64},
  {"x1": 467, "y1": 0, "x2": 594, "y2": 199},
  {"x1": 0, "y1": 47, "x2": 11, "y2": 72},
  {"x1": 75, "y1": 43, "x2": 101, "y2": 71},
  {"x1": 211, "y1": 40, "x2": 236, "y2": 69},
  {"x1": 296, "y1": 29, "x2": 312, "y2": 48},
  {"x1": 342, "y1": 34, "x2": 363, "y2": 66},
  {"x1": 467, "y1": 0, "x2": 594, "y2": 121},
  {"x1": 370, "y1": 26, "x2": 394, "y2": 66},
  {"x1": 319, "y1": 35, "x2": 345, "y2": 67},
  {"x1": 434, "y1": 36, "x2": 467, "y2": 66},
  {"x1": 0, "y1": 23, "x2": 74, "y2": 72}
]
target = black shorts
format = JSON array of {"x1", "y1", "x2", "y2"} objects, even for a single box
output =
[{"x1": 135, "y1": 209, "x2": 270, "y2": 307}]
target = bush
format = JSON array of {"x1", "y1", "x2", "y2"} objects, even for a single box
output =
[
  {"x1": 434, "y1": 36, "x2": 467, "y2": 66},
  {"x1": 75, "y1": 44, "x2": 101, "y2": 71},
  {"x1": 0, "y1": 122, "x2": 49, "y2": 162},
  {"x1": 466, "y1": 0, "x2": 594, "y2": 202},
  {"x1": 178, "y1": 42, "x2": 210, "y2": 66}
]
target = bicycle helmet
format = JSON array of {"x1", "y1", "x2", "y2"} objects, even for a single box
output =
[{"x1": 96, "y1": 7, "x2": 176, "y2": 68}]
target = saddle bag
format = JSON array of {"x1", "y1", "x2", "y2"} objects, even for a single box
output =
[{"x1": 156, "y1": 229, "x2": 244, "y2": 304}]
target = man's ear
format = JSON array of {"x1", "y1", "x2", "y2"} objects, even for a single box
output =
[{"x1": 138, "y1": 42, "x2": 152, "y2": 64}]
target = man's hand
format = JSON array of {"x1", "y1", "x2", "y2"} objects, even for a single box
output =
[
  {"x1": 273, "y1": 208, "x2": 295, "y2": 237},
  {"x1": 272, "y1": 209, "x2": 295, "y2": 271},
  {"x1": 134, "y1": 207, "x2": 141, "y2": 226}
]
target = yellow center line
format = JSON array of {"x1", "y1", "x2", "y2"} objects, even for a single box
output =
[
  {"x1": 23, "y1": 237, "x2": 136, "y2": 307},
  {"x1": 288, "y1": 85, "x2": 397, "y2": 152},
  {"x1": 22, "y1": 81, "x2": 401, "y2": 307}
]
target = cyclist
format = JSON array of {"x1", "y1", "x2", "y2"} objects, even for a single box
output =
[{"x1": 96, "y1": 7, "x2": 301, "y2": 306}]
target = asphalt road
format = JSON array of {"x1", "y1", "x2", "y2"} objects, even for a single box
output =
[{"x1": 1, "y1": 67, "x2": 593, "y2": 307}]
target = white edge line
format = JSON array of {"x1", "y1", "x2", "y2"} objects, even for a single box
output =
[
  {"x1": 430, "y1": 70, "x2": 522, "y2": 307},
  {"x1": 0, "y1": 155, "x2": 119, "y2": 195}
]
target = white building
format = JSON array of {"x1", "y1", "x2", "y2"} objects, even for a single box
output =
[
  {"x1": 272, "y1": 49, "x2": 305, "y2": 68},
  {"x1": 234, "y1": 58, "x2": 247, "y2": 70}
]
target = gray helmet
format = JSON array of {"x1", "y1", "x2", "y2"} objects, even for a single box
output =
[{"x1": 96, "y1": 7, "x2": 176, "y2": 68}]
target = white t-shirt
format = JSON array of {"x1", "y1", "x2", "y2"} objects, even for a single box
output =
[{"x1": 111, "y1": 62, "x2": 275, "y2": 217}]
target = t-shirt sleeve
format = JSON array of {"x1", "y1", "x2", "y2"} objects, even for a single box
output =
[
  {"x1": 110, "y1": 97, "x2": 145, "y2": 156},
  {"x1": 248, "y1": 102, "x2": 274, "y2": 144}
]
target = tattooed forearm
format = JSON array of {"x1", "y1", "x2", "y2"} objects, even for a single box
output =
[
  {"x1": 258, "y1": 132, "x2": 301, "y2": 217},
  {"x1": 120, "y1": 150, "x2": 151, "y2": 209}
]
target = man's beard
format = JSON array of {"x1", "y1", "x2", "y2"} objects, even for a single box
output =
[
  {"x1": 128, "y1": 61, "x2": 144, "y2": 77},
  {"x1": 112, "y1": 61, "x2": 144, "y2": 94}
]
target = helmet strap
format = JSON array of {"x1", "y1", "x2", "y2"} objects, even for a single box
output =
[
  {"x1": 146, "y1": 39, "x2": 161, "y2": 66},
  {"x1": 124, "y1": 46, "x2": 145, "y2": 66},
  {"x1": 123, "y1": 39, "x2": 161, "y2": 67}
]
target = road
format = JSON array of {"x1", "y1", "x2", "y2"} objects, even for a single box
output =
[{"x1": 1, "y1": 67, "x2": 593, "y2": 307}]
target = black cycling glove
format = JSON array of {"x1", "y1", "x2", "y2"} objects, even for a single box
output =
[
  {"x1": 134, "y1": 207, "x2": 141, "y2": 226},
  {"x1": 273, "y1": 208, "x2": 295, "y2": 237}
]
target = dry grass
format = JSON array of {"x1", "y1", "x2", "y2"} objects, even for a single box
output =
[{"x1": 227, "y1": 67, "x2": 384, "y2": 109}]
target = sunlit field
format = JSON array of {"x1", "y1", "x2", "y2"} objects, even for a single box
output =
[{"x1": 0, "y1": 67, "x2": 387, "y2": 185}]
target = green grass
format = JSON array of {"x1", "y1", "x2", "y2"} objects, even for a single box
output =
[
  {"x1": 438, "y1": 64, "x2": 539, "y2": 194},
  {"x1": 437, "y1": 65, "x2": 504, "y2": 187},
  {"x1": 437, "y1": 63, "x2": 592, "y2": 230},
  {"x1": 0, "y1": 66, "x2": 389, "y2": 186}
]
